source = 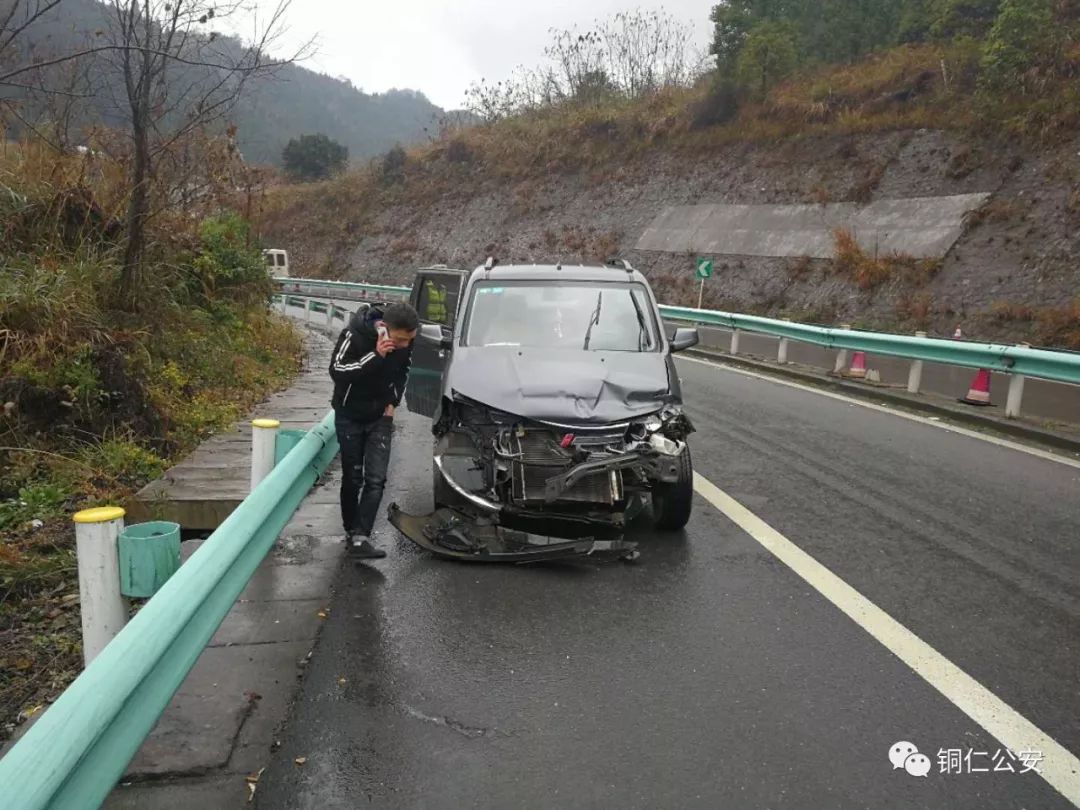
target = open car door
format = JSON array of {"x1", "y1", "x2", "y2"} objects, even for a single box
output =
[{"x1": 405, "y1": 268, "x2": 465, "y2": 418}]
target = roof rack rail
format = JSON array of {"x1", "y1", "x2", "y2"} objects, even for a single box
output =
[
  {"x1": 483, "y1": 255, "x2": 497, "y2": 279},
  {"x1": 604, "y1": 257, "x2": 634, "y2": 273}
]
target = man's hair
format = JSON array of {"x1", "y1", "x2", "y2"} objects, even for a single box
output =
[{"x1": 382, "y1": 302, "x2": 420, "y2": 332}]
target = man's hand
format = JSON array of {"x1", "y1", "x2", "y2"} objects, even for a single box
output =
[
  {"x1": 376, "y1": 336, "x2": 396, "y2": 357},
  {"x1": 384, "y1": 404, "x2": 395, "y2": 417}
]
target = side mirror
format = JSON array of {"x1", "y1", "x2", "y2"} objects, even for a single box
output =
[
  {"x1": 419, "y1": 323, "x2": 453, "y2": 350},
  {"x1": 670, "y1": 327, "x2": 699, "y2": 353}
]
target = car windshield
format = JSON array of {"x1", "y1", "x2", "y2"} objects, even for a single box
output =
[{"x1": 464, "y1": 281, "x2": 658, "y2": 352}]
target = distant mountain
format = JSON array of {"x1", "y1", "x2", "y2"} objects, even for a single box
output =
[
  {"x1": 0, "y1": 0, "x2": 444, "y2": 166},
  {"x1": 228, "y1": 71, "x2": 444, "y2": 166}
]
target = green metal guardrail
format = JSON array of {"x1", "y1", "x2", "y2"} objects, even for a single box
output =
[
  {"x1": 658, "y1": 306, "x2": 1080, "y2": 386},
  {"x1": 272, "y1": 277, "x2": 1080, "y2": 387},
  {"x1": 275, "y1": 277, "x2": 410, "y2": 301},
  {"x1": 273, "y1": 294, "x2": 351, "y2": 325},
  {"x1": 0, "y1": 413, "x2": 340, "y2": 810}
]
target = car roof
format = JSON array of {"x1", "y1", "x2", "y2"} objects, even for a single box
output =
[{"x1": 465, "y1": 263, "x2": 649, "y2": 285}]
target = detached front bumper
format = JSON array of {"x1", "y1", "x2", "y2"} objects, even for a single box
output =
[{"x1": 387, "y1": 504, "x2": 639, "y2": 564}]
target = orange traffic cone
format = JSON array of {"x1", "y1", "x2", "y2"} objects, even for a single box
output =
[
  {"x1": 959, "y1": 368, "x2": 992, "y2": 406},
  {"x1": 847, "y1": 351, "x2": 867, "y2": 379}
]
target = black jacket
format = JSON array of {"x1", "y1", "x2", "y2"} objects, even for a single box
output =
[{"x1": 329, "y1": 305, "x2": 413, "y2": 423}]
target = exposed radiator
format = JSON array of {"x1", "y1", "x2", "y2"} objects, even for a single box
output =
[{"x1": 510, "y1": 431, "x2": 621, "y2": 505}]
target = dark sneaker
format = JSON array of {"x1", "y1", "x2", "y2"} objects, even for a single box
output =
[{"x1": 348, "y1": 535, "x2": 386, "y2": 559}]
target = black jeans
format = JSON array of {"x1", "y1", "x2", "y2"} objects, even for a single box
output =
[{"x1": 335, "y1": 411, "x2": 393, "y2": 537}]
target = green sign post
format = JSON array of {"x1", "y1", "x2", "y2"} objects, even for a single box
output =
[{"x1": 695, "y1": 258, "x2": 713, "y2": 308}]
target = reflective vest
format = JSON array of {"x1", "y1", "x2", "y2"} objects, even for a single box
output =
[{"x1": 426, "y1": 279, "x2": 448, "y2": 323}]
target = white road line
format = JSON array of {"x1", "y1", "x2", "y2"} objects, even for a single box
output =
[
  {"x1": 693, "y1": 471, "x2": 1080, "y2": 806},
  {"x1": 680, "y1": 354, "x2": 1080, "y2": 471}
]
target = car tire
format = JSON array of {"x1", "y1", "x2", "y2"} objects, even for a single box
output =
[{"x1": 652, "y1": 445, "x2": 693, "y2": 531}]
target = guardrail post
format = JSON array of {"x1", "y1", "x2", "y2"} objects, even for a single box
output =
[
  {"x1": 777, "y1": 318, "x2": 792, "y2": 364},
  {"x1": 304, "y1": 298, "x2": 313, "y2": 322},
  {"x1": 327, "y1": 300, "x2": 335, "y2": 326},
  {"x1": 251, "y1": 418, "x2": 280, "y2": 491},
  {"x1": 907, "y1": 331, "x2": 927, "y2": 393},
  {"x1": 74, "y1": 507, "x2": 129, "y2": 666},
  {"x1": 730, "y1": 329, "x2": 740, "y2": 355},
  {"x1": 1006, "y1": 343, "x2": 1029, "y2": 419},
  {"x1": 834, "y1": 323, "x2": 851, "y2": 373},
  {"x1": 1006, "y1": 373, "x2": 1025, "y2": 419}
]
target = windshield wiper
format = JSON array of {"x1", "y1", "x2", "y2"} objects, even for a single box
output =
[
  {"x1": 628, "y1": 290, "x2": 650, "y2": 351},
  {"x1": 582, "y1": 291, "x2": 603, "y2": 350}
]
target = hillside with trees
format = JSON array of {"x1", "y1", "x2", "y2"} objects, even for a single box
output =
[
  {"x1": 0, "y1": 0, "x2": 314, "y2": 738},
  {"x1": 0, "y1": 0, "x2": 444, "y2": 165},
  {"x1": 262, "y1": 2, "x2": 1080, "y2": 349}
]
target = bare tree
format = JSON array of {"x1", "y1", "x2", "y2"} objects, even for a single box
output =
[
  {"x1": 598, "y1": 9, "x2": 700, "y2": 97},
  {"x1": 545, "y1": 28, "x2": 608, "y2": 101},
  {"x1": 15, "y1": 51, "x2": 96, "y2": 151},
  {"x1": 96, "y1": 0, "x2": 304, "y2": 301},
  {"x1": 465, "y1": 7, "x2": 708, "y2": 121},
  {"x1": 0, "y1": 0, "x2": 66, "y2": 82},
  {"x1": 1, "y1": 0, "x2": 307, "y2": 301}
]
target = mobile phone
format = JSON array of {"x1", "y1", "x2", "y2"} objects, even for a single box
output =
[{"x1": 377, "y1": 324, "x2": 388, "y2": 341}]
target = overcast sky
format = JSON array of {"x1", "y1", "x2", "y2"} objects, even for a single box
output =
[{"x1": 257, "y1": 1, "x2": 714, "y2": 110}]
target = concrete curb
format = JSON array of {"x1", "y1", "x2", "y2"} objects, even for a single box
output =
[{"x1": 685, "y1": 347, "x2": 1080, "y2": 457}]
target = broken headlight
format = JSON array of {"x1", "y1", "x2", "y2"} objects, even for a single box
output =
[{"x1": 629, "y1": 405, "x2": 695, "y2": 443}]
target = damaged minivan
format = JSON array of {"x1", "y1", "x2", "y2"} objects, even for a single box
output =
[{"x1": 388, "y1": 260, "x2": 700, "y2": 563}]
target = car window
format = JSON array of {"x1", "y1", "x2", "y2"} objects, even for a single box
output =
[
  {"x1": 464, "y1": 281, "x2": 658, "y2": 352},
  {"x1": 415, "y1": 274, "x2": 461, "y2": 328}
]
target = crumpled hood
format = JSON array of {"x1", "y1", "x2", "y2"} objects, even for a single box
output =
[{"x1": 445, "y1": 347, "x2": 672, "y2": 424}]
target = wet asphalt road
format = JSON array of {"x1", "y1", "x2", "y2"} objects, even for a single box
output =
[{"x1": 256, "y1": 357, "x2": 1080, "y2": 810}]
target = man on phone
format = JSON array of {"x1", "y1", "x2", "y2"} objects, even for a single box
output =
[{"x1": 329, "y1": 301, "x2": 419, "y2": 559}]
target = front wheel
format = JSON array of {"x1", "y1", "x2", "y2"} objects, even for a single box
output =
[{"x1": 651, "y1": 446, "x2": 693, "y2": 531}]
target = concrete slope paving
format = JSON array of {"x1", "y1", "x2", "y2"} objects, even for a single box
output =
[{"x1": 254, "y1": 390, "x2": 1076, "y2": 809}]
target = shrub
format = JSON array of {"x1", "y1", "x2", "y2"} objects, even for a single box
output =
[
  {"x1": 380, "y1": 145, "x2": 408, "y2": 185},
  {"x1": 832, "y1": 229, "x2": 941, "y2": 290},
  {"x1": 0, "y1": 484, "x2": 70, "y2": 531},
  {"x1": 445, "y1": 138, "x2": 475, "y2": 164},
  {"x1": 282, "y1": 134, "x2": 349, "y2": 182},
  {"x1": 187, "y1": 213, "x2": 270, "y2": 305},
  {"x1": 1032, "y1": 299, "x2": 1080, "y2": 349},
  {"x1": 688, "y1": 76, "x2": 742, "y2": 129}
]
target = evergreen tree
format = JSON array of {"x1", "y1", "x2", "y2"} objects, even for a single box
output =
[
  {"x1": 737, "y1": 20, "x2": 799, "y2": 97},
  {"x1": 282, "y1": 134, "x2": 349, "y2": 181},
  {"x1": 979, "y1": 0, "x2": 1056, "y2": 91}
]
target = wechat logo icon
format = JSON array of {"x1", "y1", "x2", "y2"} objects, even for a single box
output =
[{"x1": 890, "y1": 741, "x2": 931, "y2": 777}]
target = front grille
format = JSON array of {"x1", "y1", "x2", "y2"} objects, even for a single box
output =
[{"x1": 510, "y1": 430, "x2": 621, "y2": 505}]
